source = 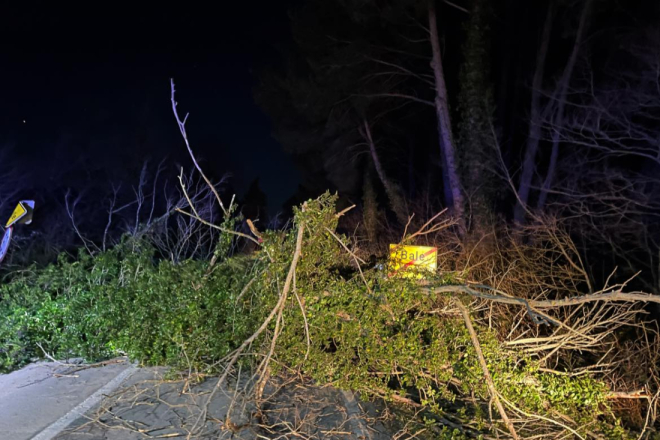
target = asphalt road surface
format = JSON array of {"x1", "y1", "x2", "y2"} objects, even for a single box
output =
[
  {"x1": 0, "y1": 358, "x2": 135, "y2": 440},
  {"x1": 1, "y1": 359, "x2": 392, "y2": 440}
]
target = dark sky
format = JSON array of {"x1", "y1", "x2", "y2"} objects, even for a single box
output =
[{"x1": 0, "y1": 0, "x2": 300, "y2": 214}]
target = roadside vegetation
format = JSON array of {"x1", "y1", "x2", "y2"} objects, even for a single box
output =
[
  {"x1": 4, "y1": 20, "x2": 660, "y2": 434},
  {"x1": 1, "y1": 190, "x2": 658, "y2": 439}
]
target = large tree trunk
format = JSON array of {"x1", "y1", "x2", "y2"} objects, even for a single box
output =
[
  {"x1": 363, "y1": 120, "x2": 408, "y2": 225},
  {"x1": 456, "y1": 0, "x2": 497, "y2": 234},
  {"x1": 428, "y1": 0, "x2": 464, "y2": 226},
  {"x1": 513, "y1": 2, "x2": 554, "y2": 225},
  {"x1": 537, "y1": 0, "x2": 592, "y2": 211}
]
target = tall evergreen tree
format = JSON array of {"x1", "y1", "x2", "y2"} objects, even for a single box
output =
[{"x1": 456, "y1": 0, "x2": 499, "y2": 231}]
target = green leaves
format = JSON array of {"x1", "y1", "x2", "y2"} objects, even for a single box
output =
[
  {"x1": 0, "y1": 193, "x2": 628, "y2": 438},
  {"x1": 0, "y1": 235, "x2": 262, "y2": 373},
  {"x1": 257, "y1": 194, "x2": 616, "y2": 436}
]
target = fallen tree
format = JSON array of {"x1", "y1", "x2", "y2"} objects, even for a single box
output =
[
  {"x1": 166, "y1": 79, "x2": 660, "y2": 438},
  {"x1": 4, "y1": 82, "x2": 657, "y2": 439}
]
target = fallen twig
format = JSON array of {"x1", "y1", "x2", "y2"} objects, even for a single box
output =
[
  {"x1": 456, "y1": 300, "x2": 519, "y2": 440},
  {"x1": 189, "y1": 209, "x2": 306, "y2": 435}
]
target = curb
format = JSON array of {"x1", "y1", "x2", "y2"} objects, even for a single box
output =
[{"x1": 31, "y1": 364, "x2": 138, "y2": 440}]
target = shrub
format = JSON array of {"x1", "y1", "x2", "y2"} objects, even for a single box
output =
[
  {"x1": 0, "y1": 193, "x2": 649, "y2": 438},
  {"x1": 256, "y1": 193, "x2": 625, "y2": 437},
  {"x1": 0, "y1": 237, "x2": 262, "y2": 373}
]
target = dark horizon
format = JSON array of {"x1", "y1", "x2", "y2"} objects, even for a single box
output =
[
  {"x1": 0, "y1": 0, "x2": 658, "y2": 256},
  {"x1": 0, "y1": 0, "x2": 301, "y2": 216}
]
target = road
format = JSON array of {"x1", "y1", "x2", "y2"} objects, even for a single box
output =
[
  {"x1": 0, "y1": 358, "x2": 135, "y2": 440},
  {"x1": 0, "y1": 359, "x2": 391, "y2": 439}
]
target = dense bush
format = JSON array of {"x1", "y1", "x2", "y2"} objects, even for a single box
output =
[
  {"x1": 258, "y1": 195, "x2": 619, "y2": 437},
  {"x1": 0, "y1": 238, "x2": 261, "y2": 373},
  {"x1": 0, "y1": 193, "x2": 651, "y2": 438}
]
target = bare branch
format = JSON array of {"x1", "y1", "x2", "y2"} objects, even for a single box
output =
[
  {"x1": 355, "y1": 92, "x2": 435, "y2": 106},
  {"x1": 456, "y1": 301, "x2": 519, "y2": 440},
  {"x1": 170, "y1": 79, "x2": 228, "y2": 217}
]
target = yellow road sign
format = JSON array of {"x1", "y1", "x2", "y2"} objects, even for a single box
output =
[
  {"x1": 388, "y1": 244, "x2": 437, "y2": 278},
  {"x1": 6, "y1": 202, "x2": 27, "y2": 228}
]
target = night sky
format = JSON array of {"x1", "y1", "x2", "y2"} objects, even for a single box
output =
[
  {"x1": 0, "y1": 0, "x2": 300, "y2": 214},
  {"x1": 1, "y1": 0, "x2": 657, "y2": 221}
]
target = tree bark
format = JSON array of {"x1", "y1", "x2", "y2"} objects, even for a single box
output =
[
  {"x1": 363, "y1": 120, "x2": 408, "y2": 225},
  {"x1": 428, "y1": 0, "x2": 464, "y2": 226},
  {"x1": 456, "y1": 0, "x2": 496, "y2": 233},
  {"x1": 513, "y1": 2, "x2": 554, "y2": 225}
]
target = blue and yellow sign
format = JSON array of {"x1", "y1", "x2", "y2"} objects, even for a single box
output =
[
  {"x1": 6, "y1": 200, "x2": 34, "y2": 228},
  {"x1": 1, "y1": 200, "x2": 36, "y2": 266}
]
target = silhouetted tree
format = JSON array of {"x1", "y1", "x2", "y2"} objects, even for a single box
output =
[
  {"x1": 456, "y1": 0, "x2": 500, "y2": 231},
  {"x1": 514, "y1": 0, "x2": 593, "y2": 224},
  {"x1": 241, "y1": 178, "x2": 268, "y2": 225},
  {"x1": 255, "y1": 0, "x2": 469, "y2": 225}
]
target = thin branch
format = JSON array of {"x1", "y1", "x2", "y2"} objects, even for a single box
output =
[
  {"x1": 190, "y1": 211, "x2": 306, "y2": 435},
  {"x1": 175, "y1": 208, "x2": 260, "y2": 246},
  {"x1": 324, "y1": 226, "x2": 372, "y2": 295},
  {"x1": 429, "y1": 284, "x2": 660, "y2": 327},
  {"x1": 356, "y1": 93, "x2": 435, "y2": 107},
  {"x1": 170, "y1": 79, "x2": 228, "y2": 216},
  {"x1": 456, "y1": 301, "x2": 519, "y2": 440},
  {"x1": 499, "y1": 393, "x2": 585, "y2": 440},
  {"x1": 443, "y1": 0, "x2": 469, "y2": 14}
]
